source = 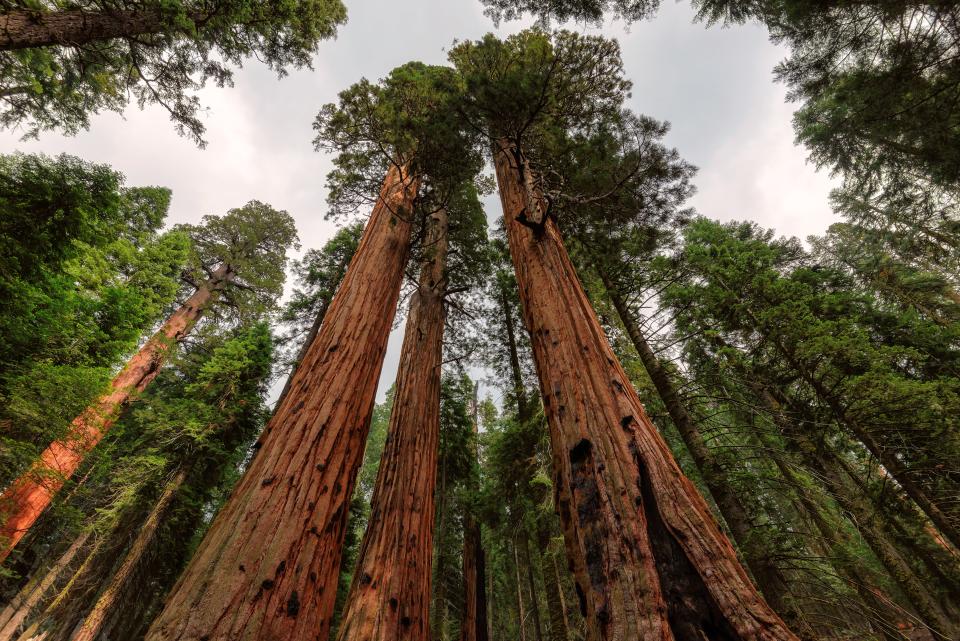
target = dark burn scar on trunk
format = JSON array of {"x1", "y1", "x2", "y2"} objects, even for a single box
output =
[
  {"x1": 569, "y1": 438, "x2": 611, "y2": 628},
  {"x1": 287, "y1": 590, "x2": 300, "y2": 617},
  {"x1": 630, "y1": 441, "x2": 739, "y2": 641}
]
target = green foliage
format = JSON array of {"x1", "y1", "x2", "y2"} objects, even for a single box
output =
[
  {"x1": 0, "y1": 153, "x2": 189, "y2": 487},
  {"x1": 692, "y1": 1, "x2": 960, "y2": 297},
  {"x1": 449, "y1": 29, "x2": 631, "y2": 150},
  {"x1": 314, "y1": 61, "x2": 483, "y2": 221},
  {"x1": 479, "y1": 0, "x2": 659, "y2": 25},
  {"x1": 178, "y1": 200, "x2": 299, "y2": 318},
  {"x1": 666, "y1": 217, "x2": 960, "y2": 559},
  {"x1": 0, "y1": 0, "x2": 348, "y2": 144}
]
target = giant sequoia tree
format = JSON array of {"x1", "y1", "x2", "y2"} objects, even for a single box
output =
[
  {"x1": 0, "y1": 0, "x2": 346, "y2": 143},
  {"x1": 451, "y1": 29, "x2": 797, "y2": 640},
  {"x1": 0, "y1": 202, "x2": 296, "y2": 563},
  {"x1": 144, "y1": 61, "x2": 477, "y2": 641},
  {"x1": 329, "y1": 61, "x2": 487, "y2": 641}
]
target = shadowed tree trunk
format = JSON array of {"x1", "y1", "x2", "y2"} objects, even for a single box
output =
[
  {"x1": 596, "y1": 268, "x2": 812, "y2": 637},
  {"x1": 0, "y1": 530, "x2": 91, "y2": 639},
  {"x1": 461, "y1": 521, "x2": 489, "y2": 641},
  {"x1": 143, "y1": 163, "x2": 419, "y2": 641},
  {"x1": 71, "y1": 467, "x2": 189, "y2": 641},
  {"x1": 537, "y1": 530, "x2": 568, "y2": 641},
  {"x1": 493, "y1": 138, "x2": 798, "y2": 641},
  {"x1": 486, "y1": 555, "x2": 495, "y2": 641},
  {"x1": 0, "y1": 264, "x2": 233, "y2": 563},
  {"x1": 499, "y1": 281, "x2": 530, "y2": 425},
  {"x1": 513, "y1": 541, "x2": 528, "y2": 641},
  {"x1": 462, "y1": 382, "x2": 489, "y2": 641},
  {"x1": 520, "y1": 536, "x2": 544, "y2": 641},
  {"x1": 335, "y1": 206, "x2": 448, "y2": 641},
  {"x1": 549, "y1": 551, "x2": 571, "y2": 641}
]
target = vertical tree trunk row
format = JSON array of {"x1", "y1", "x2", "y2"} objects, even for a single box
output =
[
  {"x1": 0, "y1": 265, "x2": 233, "y2": 563},
  {"x1": 494, "y1": 138, "x2": 797, "y2": 641},
  {"x1": 144, "y1": 163, "x2": 419, "y2": 641},
  {"x1": 0, "y1": 530, "x2": 91, "y2": 639},
  {"x1": 335, "y1": 206, "x2": 448, "y2": 641},
  {"x1": 72, "y1": 467, "x2": 189, "y2": 641}
]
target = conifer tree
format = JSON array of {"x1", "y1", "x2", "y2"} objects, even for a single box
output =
[
  {"x1": 144, "y1": 60, "x2": 477, "y2": 641},
  {"x1": 4, "y1": 323, "x2": 277, "y2": 641},
  {"x1": 451, "y1": 29, "x2": 797, "y2": 640},
  {"x1": 0, "y1": 201, "x2": 296, "y2": 563},
  {"x1": 0, "y1": 0, "x2": 347, "y2": 143}
]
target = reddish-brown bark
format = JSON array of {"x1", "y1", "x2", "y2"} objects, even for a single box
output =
[
  {"x1": 335, "y1": 207, "x2": 447, "y2": 641},
  {"x1": 597, "y1": 269, "x2": 812, "y2": 635},
  {"x1": 144, "y1": 164, "x2": 419, "y2": 641},
  {"x1": 493, "y1": 139, "x2": 798, "y2": 641},
  {"x1": 0, "y1": 265, "x2": 232, "y2": 563}
]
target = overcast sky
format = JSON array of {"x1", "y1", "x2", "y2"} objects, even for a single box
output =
[{"x1": 0, "y1": 0, "x2": 836, "y2": 402}]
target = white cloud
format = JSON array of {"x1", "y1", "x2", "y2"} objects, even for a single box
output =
[{"x1": 1, "y1": 0, "x2": 837, "y2": 402}]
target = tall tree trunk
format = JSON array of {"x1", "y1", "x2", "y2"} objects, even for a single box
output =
[
  {"x1": 493, "y1": 138, "x2": 797, "y2": 641},
  {"x1": 499, "y1": 281, "x2": 530, "y2": 424},
  {"x1": 461, "y1": 520, "x2": 489, "y2": 641},
  {"x1": 71, "y1": 467, "x2": 189, "y2": 641},
  {"x1": 513, "y1": 541, "x2": 528, "y2": 641},
  {"x1": 486, "y1": 554, "x2": 495, "y2": 641},
  {"x1": 549, "y1": 552, "x2": 571, "y2": 640},
  {"x1": 597, "y1": 268, "x2": 811, "y2": 635},
  {"x1": 0, "y1": 530, "x2": 91, "y2": 640},
  {"x1": 0, "y1": 265, "x2": 232, "y2": 563},
  {"x1": 462, "y1": 382, "x2": 489, "y2": 641},
  {"x1": 144, "y1": 163, "x2": 419, "y2": 641},
  {"x1": 335, "y1": 206, "x2": 447, "y2": 641},
  {"x1": 0, "y1": 8, "x2": 192, "y2": 50},
  {"x1": 538, "y1": 535, "x2": 568, "y2": 641},
  {"x1": 520, "y1": 536, "x2": 544, "y2": 641}
]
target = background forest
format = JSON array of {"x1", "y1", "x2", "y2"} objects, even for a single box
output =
[{"x1": 0, "y1": 1, "x2": 957, "y2": 641}]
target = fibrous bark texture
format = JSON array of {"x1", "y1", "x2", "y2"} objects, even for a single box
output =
[
  {"x1": 493, "y1": 139, "x2": 798, "y2": 641},
  {"x1": 0, "y1": 9, "x2": 173, "y2": 50},
  {"x1": 335, "y1": 207, "x2": 447, "y2": 641},
  {"x1": 144, "y1": 164, "x2": 418, "y2": 641},
  {"x1": 0, "y1": 266, "x2": 231, "y2": 562},
  {"x1": 598, "y1": 270, "x2": 808, "y2": 635},
  {"x1": 462, "y1": 382, "x2": 489, "y2": 641}
]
